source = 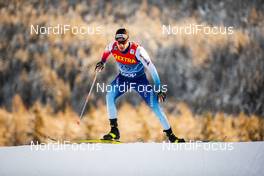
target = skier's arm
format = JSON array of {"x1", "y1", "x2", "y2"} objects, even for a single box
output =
[
  {"x1": 95, "y1": 42, "x2": 113, "y2": 72},
  {"x1": 101, "y1": 42, "x2": 113, "y2": 63},
  {"x1": 136, "y1": 46, "x2": 161, "y2": 87}
]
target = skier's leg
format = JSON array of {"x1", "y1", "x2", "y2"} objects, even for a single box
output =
[
  {"x1": 133, "y1": 75, "x2": 185, "y2": 142},
  {"x1": 104, "y1": 74, "x2": 127, "y2": 140},
  {"x1": 132, "y1": 75, "x2": 170, "y2": 130},
  {"x1": 106, "y1": 74, "x2": 127, "y2": 119}
]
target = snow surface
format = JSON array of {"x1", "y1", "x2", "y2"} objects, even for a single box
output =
[{"x1": 0, "y1": 142, "x2": 264, "y2": 176}]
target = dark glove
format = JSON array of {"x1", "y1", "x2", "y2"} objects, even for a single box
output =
[
  {"x1": 95, "y1": 61, "x2": 105, "y2": 72},
  {"x1": 157, "y1": 91, "x2": 166, "y2": 102}
]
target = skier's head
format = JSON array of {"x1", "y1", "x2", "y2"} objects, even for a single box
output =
[{"x1": 115, "y1": 28, "x2": 129, "y2": 51}]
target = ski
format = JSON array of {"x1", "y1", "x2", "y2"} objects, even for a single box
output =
[{"x1": 73, "y1": 139, "x2": 122, "y2": 144}]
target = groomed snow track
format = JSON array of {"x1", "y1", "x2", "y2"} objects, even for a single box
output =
[{"x1": 0, "y1": 142, "x2": 263, "y2": 176}]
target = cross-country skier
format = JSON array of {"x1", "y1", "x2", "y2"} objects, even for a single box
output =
[{"x1": 95, "y1": 28, "x2": 185, "y2": 143}]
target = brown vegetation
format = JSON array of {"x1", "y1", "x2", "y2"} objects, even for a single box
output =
[{"x1": 0, "y1": 95, "x2": 263, "y2": 146}]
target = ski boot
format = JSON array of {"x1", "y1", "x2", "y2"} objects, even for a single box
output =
[
  {"x1": 164, "y1": 128, "x2": 185, "y2": 143},
  {"x1": 103, "y1": 119, "x2": 120, "y2": 141}
]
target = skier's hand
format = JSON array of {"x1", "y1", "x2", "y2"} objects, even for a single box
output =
[
  {"x1": 95, "y1": 61, "x2": 105, "y2": 72},
  {"x1": 157, "y1": 91, "x2": 167, "y2": 103}
]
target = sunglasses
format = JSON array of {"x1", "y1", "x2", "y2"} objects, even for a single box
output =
[
  {"x1": 115, "y1": 34, "x2": 128, "y2": 44},
  {"x1": 117, "y1": 39, "x2": 128, "y2": 45}
]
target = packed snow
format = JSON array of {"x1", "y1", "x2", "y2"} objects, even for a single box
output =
[{"x1": 0, "y1": 141, "x2": 263, "y2": 176}]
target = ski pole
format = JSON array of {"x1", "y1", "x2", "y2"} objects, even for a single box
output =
[{"x1": 79, "y1": 71, "x2": 98, "y2": 120}]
